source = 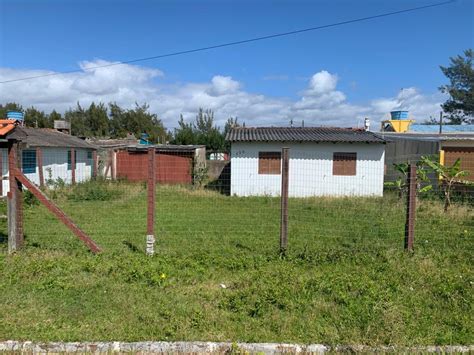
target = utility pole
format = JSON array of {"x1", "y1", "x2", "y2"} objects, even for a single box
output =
[{"x1": 439, "y1": 111, "x2": 443, "y2": 134}]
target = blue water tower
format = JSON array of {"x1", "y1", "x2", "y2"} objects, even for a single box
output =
[
  {"x1": 7, "y1": 111, "x2": 24, "y2": 122},
  {"x1": 139, "y1": 133, "x2": 152, "y2": 145},
  {"x1": 390, "y1": 110, "x2": 409, "y2": 120}
]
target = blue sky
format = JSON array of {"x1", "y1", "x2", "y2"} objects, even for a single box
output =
[{"x1": 0, "y1": 0, "x2": 473, "y2": 128}]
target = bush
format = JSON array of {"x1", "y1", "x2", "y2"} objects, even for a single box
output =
[
  {"x1": 23, "y1": 190, "x2": 39, "y2": 206},
  {"x1": 67, "y1": 180, "x2": 123, "y2": 202}
]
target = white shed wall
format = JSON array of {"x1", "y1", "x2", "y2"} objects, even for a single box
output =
[
  {"x1": 0, "y1": 147, "x2": 93, "y2": 197},
  {"x1": 230, "y1": 142, "x2": 385, "y2": 197}
]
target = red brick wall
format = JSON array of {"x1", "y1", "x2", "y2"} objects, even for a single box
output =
[{"x1": 116, "y1": 150, "x2": 193, "y2": 184}]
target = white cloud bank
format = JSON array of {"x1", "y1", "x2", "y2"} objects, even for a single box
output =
[{"x1": 0, "y1": 60, "x2": 444, "y2": 129}]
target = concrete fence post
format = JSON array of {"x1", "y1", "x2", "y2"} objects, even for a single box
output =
[
  {"x1": 404, "y1": 164, "x2": 416, "y2": 251},
  {"x1": 146, "y1": 147, "x2": 156, "y2": 255},
  {"x1": 280, "y1": 147, "x2": 289, "y2": 254}
]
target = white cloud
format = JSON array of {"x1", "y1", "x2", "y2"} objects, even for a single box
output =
[
  {"x1": 306, "y1": 70, "x2": 338, "y2": 95},
  {"x1": 0, "y1": 61, "x2": 444, "y2": 129}
]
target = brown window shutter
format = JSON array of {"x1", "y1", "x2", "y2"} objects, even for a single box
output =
[
  {"x1": 333, "y1": 152, "x2": 357, "y2": 176},
  {"x1": 258, "y1": 152, "x2": 281, "y2": 174}
]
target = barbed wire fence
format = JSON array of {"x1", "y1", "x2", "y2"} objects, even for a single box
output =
[{"x1": 1, "y1": 145, "x2": 473, "y2": 256}]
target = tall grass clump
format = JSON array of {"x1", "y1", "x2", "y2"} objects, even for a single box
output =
[{"x1": 66, "y1": 179, "x2": 123, "y2": 202}]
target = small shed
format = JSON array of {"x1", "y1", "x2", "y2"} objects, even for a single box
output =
[
  {"x1": 226, "y1": 126, "x2": 386, "y2": 197},
  {"x1": 90, "y1": 138, "x2": 206, "y2": 184},
  {"x1": 1, "y1": 127, "x2": 97, "y2": 195}
]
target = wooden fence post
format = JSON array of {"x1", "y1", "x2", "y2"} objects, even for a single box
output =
[
  {"x1": 37, "y1": 147, "x2": 44, "y2": 188},
  {"x1": 71, "y1": 148, "x2": 76, "y2": 184},
  {"x1": 92, "y1": 150, "x2": 98, "y2": 179},
  {"x1": 404, "y1": 164, "x2": 416, "y2": 251},
  {"x1": 0, "y1": 150, "x2": 3, "y2": 197},
  {"x1": 7, "y1": 143, "x2": 23, "y2": 253},
  {"x1": 146, "y1": 147, "x2": 156, "y2": 255},
  {"x1": 280, "y1": 147, "x2": 289, "y2": 254}
]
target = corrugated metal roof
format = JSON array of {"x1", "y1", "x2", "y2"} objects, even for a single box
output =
[
  {"x1": 20, "y1": 128, "x2": 97, "y2": 149},
  {"x1": 226, "y1": 127, "x2": 385, "y2": 143},
  {"x1": 410, "y1": 124, "x2": 474, "y2": 133},
  {"x1": 377, "y1": 132, "x2": 474, "y2": 142},
  {"x1": 126, "y1": 144, "x2": 205, "y2": 152}
]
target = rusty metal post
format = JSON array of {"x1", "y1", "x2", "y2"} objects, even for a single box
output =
[
  {"x1": 71, "y1": 148, "x2": 76, "y2": 184},
  {"x1": 92, "y1": 150, "x2": 98, "y2": 179},
  {"x1": 146, "y1": 147, "x2": 156, "y2": 255},
  {"x1": 280, "y1": 147, "x2": 289, "y2": 254},
  {"x1": 7, "y1": 143, "x2": 23, "y2": 253},
  {"x1": 405, "y1": 164, "x2": 416, "y2": 251},
  {"x1": 37, "y1": 147, "x2": 44, "y2": 188}
]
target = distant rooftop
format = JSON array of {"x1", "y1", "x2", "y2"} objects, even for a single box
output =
[
  {"x1": 409, "y1": 124, "x2": 474, "y2": 133},
  {"x1": 226, "y1": 126, "x2": 385, "y2": 143}
]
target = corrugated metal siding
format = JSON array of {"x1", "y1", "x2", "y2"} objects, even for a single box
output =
[
  {"x1": 444, "y1": 146, "x2": 474, "y2": 181},
  {"x1": 116, "y1": 150, "x2": 193, "y2": 184}
]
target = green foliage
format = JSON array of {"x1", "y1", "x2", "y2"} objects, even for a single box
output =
[
  {"x1": 0, "y1": 102, "x2": 23, "y2": 118},
  {"x1": 23, "y1": 190, "x2": 39, "y2": 206},
  {"x1": 439, "y1": 49, "x2": 474, "y2": 124},
  {"x1": 384, "y1": 161, "x2": 432, "y2": 198},
  {"x1": 65, "y1": 102, "x2": 109, "y2": 137},
  {"x1": 421, "y1": 155, "x2": 471, "y2": 211},
  {"x1": 192, "y1": 162, "x2": 209, "y2": 188},
  {"x1": 66, "y1": 180, "x2": 123, "y2": 202},
  {"x1": 24, "y1": 107, "x2": 53, "y2": 128},
  {"x1": 109, "y1": 102, "x2": 168, "y2": 143},
  {"x1": 172, "y1": 109, "x2": 240, "y2": 152}
]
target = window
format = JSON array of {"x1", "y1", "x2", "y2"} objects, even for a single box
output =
[
  {"x1": 258, "y1": 152, "x2": 281, "y2": 175},
  {"x1": 67, "y1": 150, "x2": 77, "y2": 170},
  {"x1": 333, "y1": 152, "x2": 357, "y2": 176},
  {"x1": 87, "y1": 151, "x2": 93, "y2": 166},
  {"x1": 22, "y1": 150, "x2": 37, "y2": 174}
]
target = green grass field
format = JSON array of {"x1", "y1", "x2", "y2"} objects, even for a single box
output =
[{"x1": 0, "y1": 181, "x2": 472, "y2": 345}]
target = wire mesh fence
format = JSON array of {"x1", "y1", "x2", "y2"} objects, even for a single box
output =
[{"x1": 1, "y1": 144, "x2": 473, "y2": 256}]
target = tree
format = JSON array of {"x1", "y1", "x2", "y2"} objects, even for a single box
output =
[
  {"x1": 0, "y1": 102, "x2": 23, "y2": 118},
  {"x1": 65, "y1": 102, "x2": 88, "y2": 136},
  {"x1": 24, "y1": 107, "x2": 52, "y2": 128},
  {"x1": 421, "y1": 155, "x2": 471, "y2": 212},
  {"x1": 173, "y1": 115, "x2": 196, "y2": 145},
  {"x1": 223, "y1": 117, "x2": 240, "y2": 151},
  {"x1": 109, "y1": 102, "x2": 167, "y2": 143},
  {"x1": 85, "y1": 102, "x2": 109, "y2": 137},
  {"x1": 171, "y1": 108, "x2": 228, "y2": 152},
  {"x1": 439, "y1": 49, "x2": 474, "y2": 124},
  {"x1": 48, "y1": 110, "x2": 62, "y2": 122}
]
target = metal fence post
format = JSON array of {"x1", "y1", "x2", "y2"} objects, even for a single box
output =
[
  {"x1": 404, "y1": 163, "x2": 416, "y2": 251},
  {"x1": 280, "y1": 147, "x2": 289, "y2": 254},
  {"x1": 146, "y1": 147, "x2": 156, "y2": 255}
]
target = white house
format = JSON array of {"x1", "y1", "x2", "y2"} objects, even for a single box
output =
[
  {"x1": 1, "y1": 127, "x2": 97, "y2": 196},
  {"x1": 226, "y1": 127, "x2": 386, "y2": 197}
]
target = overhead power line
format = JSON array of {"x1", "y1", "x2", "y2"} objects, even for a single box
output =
[{"x1": 0, "y1": 0, "x2": 454, "y2": 84}]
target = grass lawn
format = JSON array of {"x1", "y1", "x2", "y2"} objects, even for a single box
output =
[{"x1": 0, "y1": 182, "x2": 472, "y2": 345}]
